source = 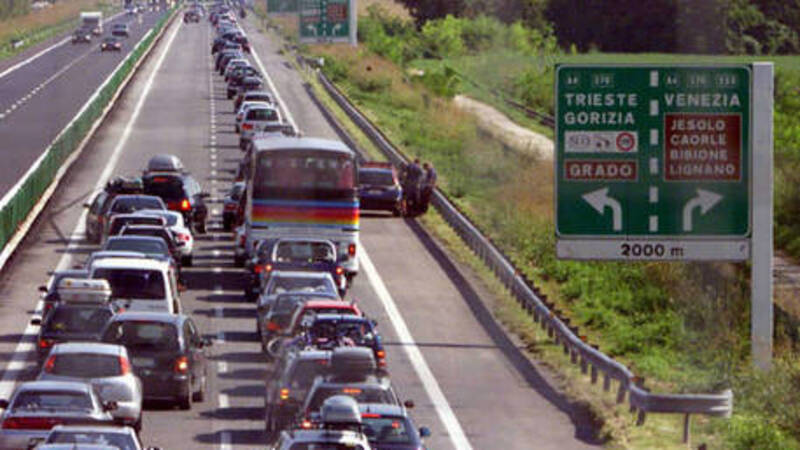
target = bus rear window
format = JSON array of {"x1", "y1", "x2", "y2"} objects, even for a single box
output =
[{"x1": 255, "y1": 153, "x2": 355, "y2": 191}]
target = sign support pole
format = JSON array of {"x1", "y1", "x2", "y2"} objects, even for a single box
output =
[
  {"x1": 349, "y1": 0, "x2": 356, "y2": 46},
  {"x1": 751, "y1": 62, "x2": 774, "y2": 370}
]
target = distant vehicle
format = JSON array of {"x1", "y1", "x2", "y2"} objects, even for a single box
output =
[
  {"x1": 0, "y1": 380, "x2": 117, "y2": 449},
  {"x1": 37, "y1": 343, "x2": 143, "y2": 432},
  {"x1": 145, "y1": 154, "x2": 185, "y2": 173},
  {"x1": 89, "y1": 256, "x2": 182, "y2": 314},
  {"x1": 183, "y1": 9, "x2": 200, "y2": 23},
  {"x1": 104, "y1": 213, "x2": 166, "y2": 243},
  {"x1": 234, "y1": 89, "x2": 272, "y2": 113},
  {"x1": 41, "y1": 425, "x2": 153, "y2": 450},
  {"x1": 101, "y1": 312, "x2": 210, "y2": 409},
  {"x1": 80, "y1": 11, "x2": 103, "y2": 35},
  {"x1": 359, "y1": 403, "x2": 431, "y2": 450},
  {"x1": 223, "y1": 58, "x2": 249, "y2": 83},
  {"x1": 72, "y1": 28, "x2": 92, "y2": 44},
  {"x1": 239, "y1": 104, "x2": 280, "y2": 150},
  {"x1": 101, "y1": 37, "x2": 121, "y2": 52},
  {"x1": 135, "y1": 209, "x2": 195, "y2": 265},
  {"x1": 141, "y1": 172, "x2": 209, "y2": 233},
  {"x1": 103, "y1": 236, "x2": 174, "y2": 265},
  {"x1": 111, "y1": 23, "x2": 129, "y2": 38},
  {"x1": 84, "y1": 177, "x2": 146, "y2": 243},
  {"x1": 235, "y1": 101, "x2": 272, "y2": 133},
  {"x1": 358, "y1": 162, "x2": 403, "y2": 216},
  {"x1": 106, "y1": 195, "x2": 167, "y2": 223}
]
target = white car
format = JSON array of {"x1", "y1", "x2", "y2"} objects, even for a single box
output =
[
  {"x1": 138, "y1": 209, "x2": 195, "y2": 265},
  {"x1": 239, "y1": 105, "x2": 282, "y2": 149},
  {"x1": 89, "y1": 257, "x2": 182, "y2": 314},
  {"x1": 235, "y1": 101, "x2": 272, "y2": 133}
]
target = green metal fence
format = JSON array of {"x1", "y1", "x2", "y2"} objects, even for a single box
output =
[{"x1": 0, "y1": 7, "x2": 176, "y2": 252}]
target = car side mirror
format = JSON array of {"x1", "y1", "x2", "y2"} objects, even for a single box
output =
[
  {"x1": 403, "y1": 399, "x2": 415, "y2": 409},
  {"x1": 0, "y1": 400, "x2": 8, "y2": 409},
  {"x1": 30, "y1": 317, "x2": 41, "y2": 326},
  {"x1": 38, "y1": 285, "x2": 47, "y2": 293},
  {"x1": 419, "y1": 426, "x2": 431, "y2": 438},
  {"x1": 103, "y1": 401, "x2": 118, "y2": 411}
]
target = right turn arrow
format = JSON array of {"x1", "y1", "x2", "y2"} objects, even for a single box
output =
[
  {"x1": 682, "y1": 189, "x2": 723, "y2": 232},
  {"x1": 582, "y1": 187, "x2": 622, "y2": 231}
]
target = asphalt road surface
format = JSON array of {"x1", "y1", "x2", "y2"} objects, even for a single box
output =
[
  {"x1": 0, "y1": 6, "x2": 168, "y2": 197},
  {"x1": 0, "y1": 10, "x2": 602, "y2": 450}
]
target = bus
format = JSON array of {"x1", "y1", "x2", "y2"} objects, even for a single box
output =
[{"x1": 243, "y1": 137, "x2": 360, "y2": 279}]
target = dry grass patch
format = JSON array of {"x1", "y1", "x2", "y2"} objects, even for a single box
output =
[
  {"x1": 357, "y1": 0, "x2": 410, "y2": 19},
  {"x1": 0, "y1": 0, "x2": 109, "y2": 44}
]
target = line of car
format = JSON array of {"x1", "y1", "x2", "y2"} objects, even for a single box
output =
[{"x1": 206, "y1": 4, "x2": 431, "y2": 449}]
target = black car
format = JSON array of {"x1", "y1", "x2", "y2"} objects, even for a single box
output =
[
  {"x1": 101, "y1": 37, "x2": 122, "y2": 51},
  {"x1": 265, "y1": 349, "x2": 331, "y2": 433},
  {"x1": 72, "y1": 28, "x2": 92, "y2": 44},
  {"x1": 222, "y1": 182, "x2": 245, "y2": 231},
  {"x1": 35, "y1": 302, "x2": 117, "y2": 362},
  {"x1": 227, "y1": 67, "x2": 262, "y2": 98},
  {"x1": 183, "y1": 10, "x2": 200, "y2": 22},
  {"x1": 36, "y1": 270, "x2": 89, "y2": 319},
  {"x1": 101, "y1": 312, "x2": 210, "y2": 409},
  {"x1": 358, "y1": 163, "x2": 403, "y2": 216},
  {"x1": 215, "y1": 48, "x2": 241, "y2": 72},
  {"x1": 111, "y1": 24, "x2": 129, "y2": 37},
  {"x1": 142, "y1": 172, "x2": 209, "y2": 233},
  {"x1": 118, "y1": 224, "x2": 184, "y2": 269}
]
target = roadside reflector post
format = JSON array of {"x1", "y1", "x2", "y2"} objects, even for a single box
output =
[{"x1": 751, "y1": 62, "x2": 774, "y2": 370}]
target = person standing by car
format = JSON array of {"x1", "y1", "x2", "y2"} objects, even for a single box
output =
[
  {"x1": 402, "y1": 158, "x2": 423, "y2": 215},
  {"x1": 420, "y1": 162, "x2": 437, "y2": 213}
]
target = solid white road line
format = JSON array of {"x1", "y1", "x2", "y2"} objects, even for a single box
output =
[
  {"x1": 359, "y1": 249, "x2": 473, "y2": 450},
  {"x1": 0, "y1": 15, "x2": 183, "y2": 402}
]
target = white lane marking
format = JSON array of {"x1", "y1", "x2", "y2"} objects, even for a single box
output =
[
  {"x1": 249, "y1": 43, "x2": 297, "y2": 132},
  {"x1": 0, "y1": 12, "x2": 183, "y2": 402},
  {"x1": 0, "y1": 10, "x2": 126, "y2": 81},
  {"x1": 359, "y1": 249, "x2": 473, "y2": 450},
  {"x1": 213, "y1": 267, "x2": 222, "y2": 273},
  {"x1": 213, "y1": 250, "x2": 221, "y2": 258},
  {"x1": 220, "y1": 431, "x2": 231, "y2": 450},
  {"x1": 218, "y1": 361, "x2": 228, "y2": 374},
  {"x1": 218, "y1": 393, "x2": 229, "y2": 408}
]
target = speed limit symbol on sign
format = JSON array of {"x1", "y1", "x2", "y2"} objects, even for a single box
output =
[{"x1": 616, "y1": 132, "x2": 636, "y2": 152}]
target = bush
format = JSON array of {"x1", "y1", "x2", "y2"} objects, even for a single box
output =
[
  {"x1": 722, "y1": 414, "x2": 799, "y2": 449},
  {"x1": 420, "y1": 15, "x2": 466, "y2": 58}
]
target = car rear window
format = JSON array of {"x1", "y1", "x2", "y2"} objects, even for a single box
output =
[
  {"x1": 362, "y1": 416, "x2": 413, "y2": 444},
  {"x1": 110, "y1": 197, "x2": 163, "y2": 214},
  {"x1": 102, "y1": 321, "x2": 179, "y2": 351},
  {"x1": 287, "y1": 359, "x2": 328, "y2": 391},
  {"x1": 143, "y1": 176, "x2": 185, "y2": 201},
  {"x1": 246, "y1": 94, "x2": 271, "y2": 103},
  {"x1": 246, "y1": 108, "x2": 278, "y2": 121},
  {"x1": 359, "y1": 171, "x2": 394, "y2": 186},
  {"x1": 275, "y1": 242, "x2": 334, "y2": 263},
  {"x1": 267, "y1": 277, "x2": 335, "y2": 296},
  {"x1": 13, "y1": 391, "x2": 92, "y2": 411},
  {"x1": 308, "y1": 386, "x2": 394, "y2": 412},
  {"x1": 105, "y1": 238, "x2": 168, "y2": 256},
  {"x1": 45, "y1": 306, "x2": 113, "y2": 334},
  {"x1": 47, "y1": 431, "x2": 137, "y2": 450},
  {"x1": 50, "y1": 353, "x2": 122, "y2": 378},
  {"x1": 109, "y1": 216, "x2": 163, "y2": 235},
  {"x1": 92, "y1": 268, "x2": 166, "y2": 299}
]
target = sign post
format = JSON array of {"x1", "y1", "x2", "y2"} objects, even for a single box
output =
[
  {"x1": 554, "y1": 63, "x2": 774, "y2": 368},
  {"x1": 298, "y1": 0, "x2": 355, "y2": 45}
]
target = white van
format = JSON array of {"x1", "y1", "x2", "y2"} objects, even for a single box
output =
[{"x1": 89, "y1": 256, "x2": 182, "y2": 314}]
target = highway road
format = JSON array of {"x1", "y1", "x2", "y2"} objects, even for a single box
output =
[
  {"x1": 0, "y1": 6, "x2": 168, "y2": 197},
  {"x1": 0, "y1": 9, "x2": 602, "y2": 449}
]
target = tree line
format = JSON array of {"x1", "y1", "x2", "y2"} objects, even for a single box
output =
[{"x1": 395, "y1": 0, "x2": 800, "y2": 54}]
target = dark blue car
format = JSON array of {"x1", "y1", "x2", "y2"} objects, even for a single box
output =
[
  {"x1": 358, "y1": 162, "x2": 403, "y2": 216},
  {"x1": 302, "y1": 314, "x2": 386, "y2": 369}
]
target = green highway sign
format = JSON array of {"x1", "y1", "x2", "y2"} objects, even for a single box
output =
[
  {"x1": 298, "y1": 0, "x2": 351, "y2": 44},
  {"x1": 267, "y1": 0, "x2": 297, "y2": 13},
  {"x1": 555, "y1": 65, "x2": 752, "y2": 261}
]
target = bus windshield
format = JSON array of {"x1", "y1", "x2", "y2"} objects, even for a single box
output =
[{"x1": 253, "y1": 151, "x2": 355, "y2": 200}]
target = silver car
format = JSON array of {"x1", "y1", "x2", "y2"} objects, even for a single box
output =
[
  {"x1": 0, "y1": 381, "x2": 116, "y2": 449},
  {"x1": 239, "y1": 105, "x2": 282, "y2": 149},
  {"x1": 256, "y1": 270, "x2": 339, "y2": 326},
  {"x1": 235, "y1": 101, "x2": 271, "y2": 133},
  {"x1": 39, "y1": 424, "x2": 158, "y2": 450},
  {"x1": 37, "y1": 343, "x2": 143, "y2": 432}
]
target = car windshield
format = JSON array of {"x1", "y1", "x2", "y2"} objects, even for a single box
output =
[
  {"x1": 49, "y1": 353, "x2": 122, "y2": 378},
  {"x1": 110, "y1": 197, "x2": 162, "y2": 214},
  {"x1": 359, "y1": 171, "x2": 394, "y2": 186},
  {"x1": 362, "y1": 416, "x2": 413, "y2": 444},
  {"x1": 45, "y1": 306, "x2": 113, "y2": 334},
  {"x1": 105, "y1": 238, "x2": 168, "y2": 256},
  {"x1": 92, "y1": 268, "x2": 166, "y2": 299},
  {"x1": 267, "y1": 276, "x2": 336, "y2": 296},
  {"x1": 12, "y1": 391, "x2": 92, "y2": 411},
  {"x1": 46, "y1": 431, "x2": 137, "y2": 450},
  {"x1": 308, "y1": 386, "x2": 394, "y2": 412},
  {"x1": 102, "y1": 321, "x2": 179, "y2": 351},
  {"x1": 275, "y1": 242, "x2": 335, "y2": 263},
  {"x1": 143, "y1": 176, "x2": 184, "y2": 201}
]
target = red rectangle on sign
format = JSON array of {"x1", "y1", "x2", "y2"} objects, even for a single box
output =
[
  {"x1": 664, "y1": 114, "x2": 741, "y2": 181},
  {"x1": 564, "y1": 160, "x2": 637, "y2": 181}
]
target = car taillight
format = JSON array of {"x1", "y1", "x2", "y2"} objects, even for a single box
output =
[
  {"x1": 174, "y1": 356, "x2": 189, "y2": 374},
  {"x1": 376, "y1": 350, "x2": 386, "y2": 360},
  {"x1": 224, "y1": 203, "x2": 237, "y2": 211},
  {"x1": 347, "y1": 244, "x2": 356, "y2": 257},
  {"x1": 177, "y1": 232, "x2": 191, "y2": 243},
  {"x1": 266, "y1": 321, "x2": 280, "y2": 332},
  {"x1": 242, "y1": 123, "x2": 253, "y2": 130},
  {"x1": 335, "y1": 266, "x2": 344, "y2": 276},
  {"x1": 301, "y1": 419, "x2": 312, "y2": 429},
  {"x1": 279, "y1": 388, "x2": 290, "y2": 401},
  {"x1": 362, "y1": 413, "x2": 381, "y2": 418},
  {"x1": 3, "y1": 417, "x2": 61, "y2": 430},
  {"x1": 43, "y1": 355, "x2": 56, "y2": 373},
  {"x1": 119, "y1": 356, "x2": 131, "y2": 375},
  {"x1": 38, "y1": 338, "x2": 53, "y2": 349},
  {"x1": 180, "y1": 199, "x2": 191, "y2": 212}
]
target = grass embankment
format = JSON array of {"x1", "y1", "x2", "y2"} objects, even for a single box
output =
[
  {"x1": 293, "y1": 6, "x2": 800, "y2": 449},
  {"x1": 0, "y1": 0, "x2": 116, "y2": 61}
]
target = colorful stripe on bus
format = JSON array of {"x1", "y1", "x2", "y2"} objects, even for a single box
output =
[{"x1": 252, "y1": 198, "x2": 359, "y2": 229}]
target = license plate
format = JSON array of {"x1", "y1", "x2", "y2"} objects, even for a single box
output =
[{"x1": 132, "y1": 357, "x2": 155, "y2": 368}]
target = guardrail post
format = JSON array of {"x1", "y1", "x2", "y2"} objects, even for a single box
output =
[
  {"x1": 636, "y1": 409, "x2": 646, "y2": 426},
  {"x1": 590, "y1": 365, "x2": 598, "y2": 384},
  {"x1": 580, "y1": 356, "x2": 588, "y2": 375},
  {"x1": 616, "y1": 383, "x2": 627, "y2": 404},
  {"x1": 683, "y1": 413, "x2": 691, "y2": 444},
  {"x1": 603, "y1": 374, "x2": 611, "y2": 391}
]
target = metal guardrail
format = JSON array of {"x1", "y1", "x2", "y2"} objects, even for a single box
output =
[{"x1": 312, "y1": 68, "x2": 733, "y2": 443}]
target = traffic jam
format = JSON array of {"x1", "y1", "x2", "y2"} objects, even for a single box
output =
[{"x1": 0, "y1": 2, "x2": 431, "y2": 449}]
